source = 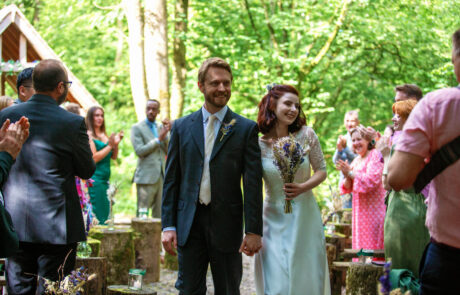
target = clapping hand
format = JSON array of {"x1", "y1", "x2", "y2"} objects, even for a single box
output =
[
  {"x1": 336, "y1": 159, "x2": 351, "y2": 176},
  {"x1": 158, "y1": 118, "x2": 171, "y2": 142},
  {"x1": 0, "y1": 116, "x2": 30, "y2": 159},
  {"x1": 108, "y1": 131, "x2": 123, "y2": 148}
]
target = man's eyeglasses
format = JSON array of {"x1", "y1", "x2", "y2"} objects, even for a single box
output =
[{"x1": 63, "y1": 81, "x2": 72, "y2": 88}]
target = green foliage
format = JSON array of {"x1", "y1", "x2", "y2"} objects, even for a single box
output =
[{"x1": 5, "y1": 0, "x2": 460, "y2": 216}]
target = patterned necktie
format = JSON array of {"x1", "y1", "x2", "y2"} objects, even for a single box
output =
[{"x1": 199, "y1": 115, "x2": 217, "y2": 205}]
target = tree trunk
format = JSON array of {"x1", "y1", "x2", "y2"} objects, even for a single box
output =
[
  {"x1": 131, "y1": 218, "x2": 162, "y2": 283},
  {"x1": 144, "y1": 0, "x2": 170, "y2": 119},
  {"x1": 75, "y1": 257, "x2": 107, "y2": 295},
  {"x1": 170, "y1": 0, "x2": 188, "y2": 119},
  {"x1": 123, "y1": 0, "x2": 147, "y2": 120},
  {"x1": 89, "y1": 227, "x2": 135, "y2": 285}
]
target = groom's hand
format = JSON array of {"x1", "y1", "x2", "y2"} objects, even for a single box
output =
[
  {"x1": 162, "y1": 230, "x2": 178, "y2": 256},
  {"x1": 239, "y1": 233, "x2": 262, "y2": 256}
]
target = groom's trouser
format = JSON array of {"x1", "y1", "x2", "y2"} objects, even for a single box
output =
[{"x1": 176, "y1": 202, "x2": 242, "y2": 295}]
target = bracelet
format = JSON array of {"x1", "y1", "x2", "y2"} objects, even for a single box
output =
[{"x1": 347, "y1": 171, "x2": 353, "y2": 178}]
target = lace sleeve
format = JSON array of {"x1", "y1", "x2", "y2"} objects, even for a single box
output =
[{"x1": 303, "y1": 126, "x2": 326, "y2": 172}]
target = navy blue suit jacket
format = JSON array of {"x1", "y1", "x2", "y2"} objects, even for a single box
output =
[
  {"x1": 0, "y1": 94, "x2": 95, "y2": 244},
  {"x1": 161, "y1": 108, "x2": 263, "y2": 252}
]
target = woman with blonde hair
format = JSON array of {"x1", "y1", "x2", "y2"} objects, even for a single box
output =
[{"x1": 384, "y1": 99, "x2": 429, "y2": 276}]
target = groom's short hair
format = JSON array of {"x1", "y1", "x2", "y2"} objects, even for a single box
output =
[{"x1": 198, "y1": 57, "x2": 233, "y2": 84}]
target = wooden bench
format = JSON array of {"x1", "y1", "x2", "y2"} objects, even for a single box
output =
[{"x1": 340, "y1": 249, "x2": 385, "y2": 261}]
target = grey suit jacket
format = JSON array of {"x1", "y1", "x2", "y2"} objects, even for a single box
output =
[
  {"x1": 131, "y1": 120, "x2": 169, "y2": 184},
  {"x1": 0, "y1": 94, "x2": 95, "y2": 244}
]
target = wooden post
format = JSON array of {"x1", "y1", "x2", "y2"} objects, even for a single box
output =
[
  {"x1": 19, "y1": 34, "x2": 27, "y2": 65},
  {"x1": 131, "y1": 218, "x2": 162, "y2": 283},
  {"x1": 75, "y1": 257, "x2": 107, "y2": 295},
  {"x1": 89, "y1": 226, "x2": 135, "y2": 285},
  {"x1": 107, "y1": 285, "x2": 157, "y2": 295}
]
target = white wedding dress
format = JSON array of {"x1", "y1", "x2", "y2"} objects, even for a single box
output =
[{"x1": 254, "y1": 126, "x2": 331, "y2": 295}]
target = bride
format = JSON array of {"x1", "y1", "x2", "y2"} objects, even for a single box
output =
[{"x1": 254, "y1": 84, "x2": 331, "y2": 295}]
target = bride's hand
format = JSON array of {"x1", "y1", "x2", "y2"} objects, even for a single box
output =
[{"x1": 283, "y1": 182, "x2": 307, "y2": 200}]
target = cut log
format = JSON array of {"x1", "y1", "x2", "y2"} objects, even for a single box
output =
[
  {"x1": 346, "y1": 262, "x2": 384, "y2": 295},
  {"x1": 89, "y1": 226, "x2": 135, "y2": 285},
  {"x1": 107, "y1": 285, "x2": 157, "y2": 295},
  {"x1": 131, "y1": 218, "x2": 162, "y2": 283},
  {"x1": 75, "y1": 257, "x2": 107, "y2": 295}
]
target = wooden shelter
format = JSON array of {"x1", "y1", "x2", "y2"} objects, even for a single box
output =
[{"x1": 0, "y1": 4, "x2": 98, "y2": 110}]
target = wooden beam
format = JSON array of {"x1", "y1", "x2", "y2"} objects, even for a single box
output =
[
  {"x1": 0, "y1": 11, "x2": 13, "y2": 35},
  {"x1": 1, "y1": 73, "x2": 5, "y2": 96},
  {"x1": 19, "y1": 33, "x2": 26, "y2": 64}
]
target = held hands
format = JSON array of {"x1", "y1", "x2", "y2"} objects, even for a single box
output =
[
  {"x1": 162, "y1": 230, "x2": 178, "y2": 256},
  {"x1": 239, "y1": 233, "x2": 262, "y2": 256},
  {"x1": 0, "y1": 117, "x2": 30, "y2": 159},
  {"x1": 158, "y1": 118, "x2": 171, "y2": 142}
]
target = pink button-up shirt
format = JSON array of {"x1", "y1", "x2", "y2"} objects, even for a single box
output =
[{"x1": 396, "y1": 87, "x2": 460, "y2": 248}]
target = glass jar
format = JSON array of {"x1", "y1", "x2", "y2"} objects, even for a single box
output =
[
  {"x1": 77, "y1": 241, "x2": 92, "y2": 258},
  {"x1": 128, "y1": 269, "x2": 146, "y2": 290},
  {"x1": 138, "y1": 208, "x2": 149, "y2": 219}
]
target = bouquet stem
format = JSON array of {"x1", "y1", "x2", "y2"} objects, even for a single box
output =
[{"x1": 284, "y1": 200, "x2": 292, "y2": 214}]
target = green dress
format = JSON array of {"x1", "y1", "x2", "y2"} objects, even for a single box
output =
[
  {"x1": 88, "y1": 139, "x2": 112, "y2": 224},
  {"x1": 384, "y1": 146, "x2": 430, "y2": 278}
]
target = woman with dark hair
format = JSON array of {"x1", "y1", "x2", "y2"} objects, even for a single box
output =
[
  {"x1": 336, "y1": 125, "x2": 386, "y2": 252},
  {"x1": 383, "y1": 99, "x2": 429, "y2": 277},
  {"x1": 254, "y1": 84, "x2": 330, "y2": 295},
  {"x1": 85, "y1": 106, "x2": 123, "y2": 224}
]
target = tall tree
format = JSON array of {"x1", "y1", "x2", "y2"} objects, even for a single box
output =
[
  {"x1": 144, "y1": 0, "x2": 170, "y2": 118},
  {"x1": 170, "y1": 0, "x2": 188, "y2": 119},
  {"x1": 123, "y1": 0, "x2": 147, "y2": 120}
]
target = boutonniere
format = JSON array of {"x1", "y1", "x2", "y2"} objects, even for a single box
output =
[{"x1": 220, "y1": 119, "x2": 236, "y2": 141}]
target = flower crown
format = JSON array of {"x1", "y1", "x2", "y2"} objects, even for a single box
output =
[{"x1": 266, "y1": 83, "x2": 278, "y2": 92}]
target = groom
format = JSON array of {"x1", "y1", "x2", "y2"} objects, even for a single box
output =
[{"x1": 161, "y1": 57, "x2": 263, "y2": 294}]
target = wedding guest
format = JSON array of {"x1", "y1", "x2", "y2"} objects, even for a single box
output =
[
  {"x1": 14, "y1": 67, "x2": 35, "y2": 104},
  {"x1": 131, "y1": 99, "x2": 171, "y2": 218},
  {"x1": 162, "y1": 57, "x2": 263, "y2": 294},
  {"x1": 383, "y1": 99, "x2": 429, "y2": 277},
  {"x1": 337, "y1": 125, "x2": 386, "y2": 251},
  {"x1": 1, "y1": 59, "x2": 95, "y2": 294},
  {"x1": 388, "y1": 28, "x2": 460, "y2": 294},
  {"x1": 333, "y1": 110, "x2": 359, "y2": 208},
  {"x1": 254, "y1": 84, "x2": 330, "y2": 295},
  {"x1": 0, "y1": 96, "x2": 14, "y2": 111},
  {"x1": 0, "y1": 117, "x2": 30, "y2": 258},
  {"x1": 86, "y1": 106, "x2": 123, "y2": 224}
]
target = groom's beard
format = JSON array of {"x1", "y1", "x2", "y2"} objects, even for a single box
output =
[{"x1": 203, "y1": 89, "x2": 230, "y2": 109}]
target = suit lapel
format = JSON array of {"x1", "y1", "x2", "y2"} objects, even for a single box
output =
[
  {"x1": 190, "y1": 110, "x2": 204, "y2": 158},
  {"x1": 140, "y1": 121, "x2": 156, "y2": 140},
  {"x1": 210, "y1": 109, "x2": 236, "y2": 161}
]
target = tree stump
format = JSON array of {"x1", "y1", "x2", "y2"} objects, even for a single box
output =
[
  {"x1": 75, "y1": 257, "x2": 107, "y2": 295},
  {"x1": 107, "y1": 285, "x2": 157, "y2": 295},
  {"x1": 87, "y1": 237, "x2": 101, "y2": 257},
  {"x1": 89, "y1": 226, "x2": 135, "y2": 285},
  {"x1": 333, "y1": 223, "x2": 352, "y2": 238},
  {"x1": 346, "y1": 262, "x2": 384, "y2": 295},
  {"x1": 131, "y1": 218, "x2": 162, "y2": 283}
]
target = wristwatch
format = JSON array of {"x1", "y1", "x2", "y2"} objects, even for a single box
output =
[{"x1": 348, "y1": 171, "x2": 354, "y2": 178}]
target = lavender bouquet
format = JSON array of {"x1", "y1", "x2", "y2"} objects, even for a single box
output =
[
  {"x1": 272, "y1": 134, "x2": 305, "y2": 213},
  {"x1": 43, "y1": 266, "x2": 96, "y2": 295}
]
